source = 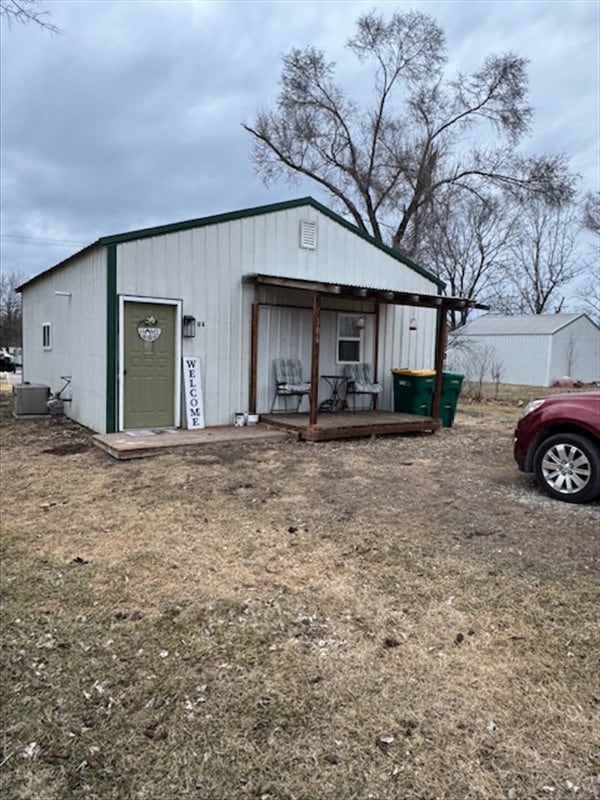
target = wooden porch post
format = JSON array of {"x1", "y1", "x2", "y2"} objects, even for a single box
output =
[
  {"x1": 309, "y1": 294, "x2": 321, "y2": 427},
  {"x1": 249, "y1": 303, "x2": 259, "y2": 413},
  {"x1": 431, "y1": 304, "x2": 448, "y2": 419}
]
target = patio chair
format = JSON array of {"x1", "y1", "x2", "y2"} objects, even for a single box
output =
[
  {"x1": 344, "y1": 363, "x2": 382, "y2": 411},
  {"x1": 270, "y1": 358, "x2": 311, "y2": 413}
]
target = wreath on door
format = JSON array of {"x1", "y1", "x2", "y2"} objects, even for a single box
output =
[{"x1": 137, "y1": 315, "x2": 162, "y2": 342}]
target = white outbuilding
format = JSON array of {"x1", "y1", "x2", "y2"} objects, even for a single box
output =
[
  {"x1": 18, "y1": 197, "x2": 484, "y2": 437},
  {"x1": 448, "y1": 313, "x2": 600, "y2": 386}
]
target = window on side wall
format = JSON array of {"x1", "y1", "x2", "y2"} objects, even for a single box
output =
[
  {"x1": 337, "y1": 314, "x2": 362, "y2": 363},
  {"x1": 42, "y1": 322, "x2": 52, "y2": 350}
]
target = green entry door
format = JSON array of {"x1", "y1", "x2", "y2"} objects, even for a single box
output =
[{"x1": 123, "y1": 301, "x2": 177, "y2": 429}]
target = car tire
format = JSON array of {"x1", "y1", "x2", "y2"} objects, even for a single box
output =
[{"x1": 533, "y1": 433, "x2": 600, "y2": 503}]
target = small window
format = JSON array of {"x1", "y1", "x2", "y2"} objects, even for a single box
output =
[
  {"x1": 337, "y1": 314, "x2": 363, "y2": 363},
  {"x1": 42, "y1": 322, "x2": 52, "y2": 350}
]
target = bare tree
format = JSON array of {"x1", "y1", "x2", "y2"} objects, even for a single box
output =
[
  {"x1": 575, "y1": 273, "x2": 600, "y2": 327},
  {"x1": 419, "y1": 190, "x2": 514, "y2": 328},
  {"x1": 0, "y1": 270, "x2": 24, "y2": 346},
  {"x1": 490, "y1": 200, "x2": 583, "y2": 315},
  {"x1": 472, "y1": 343, "x2": 496, "y2": 401},
  {"x1": 0, "y1": 0, "x2": 60, "y2": 33},
  {"x1": 244, "y1": 9, "x2": 575, "y2": 257},
  {"x1": 445, "y1": 337, "x2": 496, "y2": 400},
  {"x1": 575, "y1": 191, "x2": 600, "y2": 325},
  {"x1": 565, "y1": 334, "x2": 578, "y2": 377},
  {"x1": 582, "y1": 190, "x2": 600, "y2": 236},
  {"x1": 490, "y1": 357, "x2": 504, "y2": 399}
]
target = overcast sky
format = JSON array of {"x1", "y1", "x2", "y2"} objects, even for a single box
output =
[{"x1": 1, "y1": 0, "x2": 599, "y2": 283}]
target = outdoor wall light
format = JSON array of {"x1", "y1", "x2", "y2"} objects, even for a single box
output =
[
  {"x1": 356, "y1": 316, "x2": 366, "y2": 330},
  {"x1": 182, "y1": 316, "x2": 196, "y2": 337},
  {"x1": 409, "y1": 317, "x2": 418, "y2": 331}
]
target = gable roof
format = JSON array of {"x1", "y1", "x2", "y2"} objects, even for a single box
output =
[
  {"x1": 455, "y1": 313, "x2": 597, "y2": 336},
  {"x1": 18, "y1": 196, "x2": 444, "y2": 291}
]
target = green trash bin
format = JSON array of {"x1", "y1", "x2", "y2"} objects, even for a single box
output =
[
  {"x1": 440, "y1": 371, "x2": 464, "y2": 428},
  {"x1": 391, "y1": 369, "x2": 436, "y2": 415},
  {"x1": 392, "y1": 369, "x2": 464, "y2": 426}
]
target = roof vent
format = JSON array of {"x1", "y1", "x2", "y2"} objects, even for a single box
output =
[{"x1": 300, "y1": 220, "x2": 317, "y2": 250}]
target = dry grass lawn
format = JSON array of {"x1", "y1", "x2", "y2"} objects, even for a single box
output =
[{"x1": 1, "y1": 380, "x2": 598, "y2": 799}]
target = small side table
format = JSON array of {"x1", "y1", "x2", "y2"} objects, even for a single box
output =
[{"x1": 319, "y1": 374, "x2": 347, "y2": 412}]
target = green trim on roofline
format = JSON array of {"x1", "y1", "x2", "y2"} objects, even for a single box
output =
[
  {"x1": 17, "y1": 242, "x2": 101, "y2": 292},
  {"x1": 106, "y1": 244, "x2": 117, "y2": 433},
  {"x1": 99, "y1": 197, "x2": 445, "y2": 291}
]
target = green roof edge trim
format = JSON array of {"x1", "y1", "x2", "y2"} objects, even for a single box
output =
[{"x1": 99, "y1": 196, "x2": 445, "y2": 291}]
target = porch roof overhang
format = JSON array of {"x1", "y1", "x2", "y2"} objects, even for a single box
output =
[{"x1": 245, "y1": 273, "x2": 489, "y2": 312}]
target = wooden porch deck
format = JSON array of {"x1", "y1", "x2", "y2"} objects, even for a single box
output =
[
  {"x1": 93, "y1": 411, "x2": 440, "y2": 459},
  {"x1": 261, "y1": 410, "x2": 441, "y2": 441},
  {"x1": 93, "y1": 424, "x2": 290, "y2": 460}
]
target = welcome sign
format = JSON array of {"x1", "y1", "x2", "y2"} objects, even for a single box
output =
[{"x1": 182, "y1": 357, "x2": 205, "y2": 429}]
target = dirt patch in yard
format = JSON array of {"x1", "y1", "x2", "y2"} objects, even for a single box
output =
[{"x1": 1, "y1": 382, "x2": 598, "y2": 800}]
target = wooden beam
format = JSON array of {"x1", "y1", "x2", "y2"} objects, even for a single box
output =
[
  {"x1": 249, "y1": 303, "x2": 259, "y2": 413},
  {"x1": 309, "y1": 294, "x2": 321, "y2": 427},
  {"x1": 254, "y1": 274, "x2": 341, "y2": 295},
  {"x1": 250, "y1": 274, "x2": 489, "y2": 311},
  {"x1": 431, "y1": 307, "x2": 448, "y2": 419}
]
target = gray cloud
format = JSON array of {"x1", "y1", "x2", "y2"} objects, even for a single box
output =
[{"x1": 1, "y1": 0, "x2": 598, "y2": 280}]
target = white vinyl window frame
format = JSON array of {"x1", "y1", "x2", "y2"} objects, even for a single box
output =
[
  {"x1": 118, "y1": 295, "x2": 182, "y2": 432},
  {"x1": 336, "y1": 313, "x2": 363, "y2": 364},
  {"x1": 42, "y1": 322, "x2": 52, "y2": 350}
]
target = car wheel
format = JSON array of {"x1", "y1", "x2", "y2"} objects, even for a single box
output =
[{"x1": 533, "y1": 433, "x2": 600, "y2": 503}]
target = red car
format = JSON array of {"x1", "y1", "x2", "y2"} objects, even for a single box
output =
[{"x1": 514, "y1": 392, "x2": 600, "y2": 503}]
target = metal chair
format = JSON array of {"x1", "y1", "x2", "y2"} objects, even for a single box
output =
[
  {"x1": 270, "y1": 358, "x2": 311, "y2": 413},
  {"x1": 344, "y1": 363, "x2": 382, "y2": 411}
]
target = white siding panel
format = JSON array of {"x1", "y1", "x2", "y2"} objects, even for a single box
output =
[
  {"x1": 550, "y1": 318, "x2": 600, "y2": 383},
  {"x1": 377, "y1": 305, "x2": 438, "y2": 409},
  {"x1": 256, "y1": 300, "x2": 438, "y2": 413},
  {"x1": 450, "y1": 334, "x2": 552, "y2": 385},
  {"x1": 451, "y1": 316, "x2": 599, "y2": 386},
  {"x1": 240, "y1": 207, "x2": 437, "y2": 293},
  {"x1": 21, "y1": 247, "x2": 107, "y2": 431},
  {"x1": 256, "y1": 306, "x2": 313, "y2": 413},
  {"x1": 117, "y1": 228, "x2": 250, "y2": 426}
]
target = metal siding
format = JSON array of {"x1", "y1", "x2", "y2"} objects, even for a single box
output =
[
  {"x1": 247, "y1": 207, "x2": 438, "y2": 293},
  {"x1": 376, "y1": 305, "x2": 437, "y2": 409},
  {"x1": 449, "y1": 334, "x2": 551, "y2": 385},
  {"x1": 115, "y1": 206, "x2": 440, "y2": 425},
  {"x1": 256, "y1": 289, "x2": 402, "y2": 411},
  {"x1": 117, "y1": 227, "x2": 249, "y2": 426},
  {"x1": 21, "y1": 247, "x2": 108, "y2": 431},
  {"x1": 460, "y1": 312, "x2": 587, "y2": 336},
  {"x1": 452, "y1": 317, "x2": 600, "y2": 386},
  {"x1": 255, "y1": 303, "x2": 380, "y2": 412},
  {"x1": 550, "y1": 318, "x2": 600, "y2": 383},
  {"x1": 257, "y1": 305, "x2": 313, "y2": 413}
]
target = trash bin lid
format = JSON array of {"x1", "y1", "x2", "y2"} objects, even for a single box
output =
[
  {"x1": 391, "y1": 368, "x2": 436, "y2": 376},
  {"x1": 442, "y1": 371, "x2": 465, "y2": 379}
]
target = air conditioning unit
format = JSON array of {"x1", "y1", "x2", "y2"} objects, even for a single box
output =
[{"x1": 13, "y1": 384, "x2": 50, "y2": 416}]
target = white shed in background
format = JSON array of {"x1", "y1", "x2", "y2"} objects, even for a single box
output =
[{"x1": 448, "y1": 313, "x2": 600, "y2": 386}]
